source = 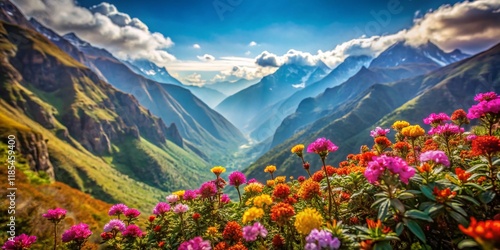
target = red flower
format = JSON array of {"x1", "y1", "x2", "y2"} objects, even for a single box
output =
[
  {"x1": 455, "y1": 168, "x2": 471, "y2": 182},
  {"x1": 471, "y1": 136, "x2": 500, "y2": 157},
  {"x1": 297, "y1": 176, "x2": 306, "y2": 182},
  {"x1": 459, "y1": 217, "x2": 500, "y2": 248},
  {"x1": 273, "y1": 184, "x2": 291, "y2": 200},
  {"x1": 158, "y1": 241, "x2": 165, "y2": 248},
  {"x1": 303, "y1": 162, "x2": 310, "y2": 170},
  {"x1": 270, "y1": 202, "x2": 295, "y2": 226},
  {"x1": 374, "y1": 137, "x2": 392, "y2": 147},
  {"x1": 272, "y1": 234, "x2": 285, "y2": 249},
  {"x1": 154, "y1": 225, "x2": 161, "y2": 232},
  {"x1": 312, "y1": 171, "x2": 324, "y2": 182},
  {"x1": 451, "y1": 109, "x2": 469, "y2": 125},
  {"x1": 222, "y1": 221, "x2": 243, "y2": 242},
  {"x1": 148, "y1": 215, "x2": 156, "y2": 222},
  {"x1": 323, "y1": 165, "x2": 336, "y2": 176},
  {"x1": 433, "y1": 187, "x2": 457, "y2": 203}
]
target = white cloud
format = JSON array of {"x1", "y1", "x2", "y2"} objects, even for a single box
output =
[
  {"x1": 255, "y1": 51, "x2": 284, "y2": 67},
  {"x1": 245, "y1": 51, "x2": 251, "y2": 56},
  {"x1": 11, "y1": 0, "x2": 175, "y2": 64},
  {"x1": 183, "y1": 73, "x2": 206, "y2": 86},
  {"x1": 193, "y1": 44, "x2": 201, "y2": 49},
  {"x1": 212, "y1": 65, "x2": 277, "y2": 82},
  {"x1": 249, "y1": 41, "x2": 257, "y2": 46},
  {"x1": 197, "y1": 54, "x2": 215, "y2": 62}
]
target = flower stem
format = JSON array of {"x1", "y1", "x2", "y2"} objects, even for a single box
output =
[
  {"x1": 321, "y1": 158, "x2": 335, "y2": 220},
  {"x1": 53, "y1": 222, "x2": 57, "y2": 250},
  {"x1": 236, "y1": 186, "x2": 242, "y2": 205}
]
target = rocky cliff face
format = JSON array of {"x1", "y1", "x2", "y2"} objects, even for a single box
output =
[{"x1": 15, "y1": 131, "x2": 54, "y2": 178}]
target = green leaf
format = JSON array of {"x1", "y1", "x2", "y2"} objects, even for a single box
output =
[
  {"x1": 378, "y1": 199, "x2": 391, "y2": 220},
  {"x1": 464, "y1": 183, "x2": 485, "y2": 191},
  {"x1": 457, "y1": 239, "x2": 479, "y2": 249},
  {"x1": 405, "y1": 209, "x2": 433, "y2": 222},
  {"x1": 457, "y1": 195, "x2": 480, "y2": 206},
  {"x1": 425, "y1": 204, "x2": 443, "y2": 215},
  {"x1": 420, "y1": 186, "x2": 436, "y2": 201},
  {"x1": 395, "y1": 222, "x2": 404, "y2": 236},
  {"x1": 467, "y1": 173, "x2": 486, "y2": 181},
  {"x1": 397, "y1": 192, "x2": 415, "y2": 200},
  {"x1": 373, "y1": 241, "x2": 392, "y2": 250},
  {"x1": 466, "y1": 163, "x2": 488, "y2": 172},
  {"x1": 492, "y1": 158, "x2": 500, "y2": 166},
  {"x1": 478, "y1": 190, "x2": 496, "y2": 204},
  {"x1": 449, "y1": 211, "x2": 469, "y2": 226},
  {"x1": 447, "y1": 175, "x2": 460, "y2": 185},
  {"x1": 448, "y1": 202, "x2": 467, "y2": 217},
  {"x1": 404, "y1": 219, "x2": 426, "y2": 243},
  {"x1": 391, "y1": 198, "x2": 405, "y2": 213},
  {"x1": 372, "y1": 197, "x2": 389, "y2": 208}
]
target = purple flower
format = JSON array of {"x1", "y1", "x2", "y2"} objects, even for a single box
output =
[
  {"x1": 423, "y1": 113, "x2": 450, "y2": 126},
  {"x1": 419, "y1": 150, "x2": 450, "y2": 167},
  {"x1": 2, "y1": 234, "x2": 37, "y2": 250},
  {"x1": 364, "y1": 155, "x2": 415, "y2": 184},
  {"x1": 199, "y1": 181, "x2": 217, "y2": 198},
  {"x1": 306, "y1": 229, "x2": 341, "y2": 249},
  {"x1": 61, "y1": 223, "x2": 92, "y2": 243},
  {"x1": 228, "y1": 171, "x2": 246, "y2": 187},
  {"x1": 153, "y1": 202, "x2": 171, "y2": 216},
  {"x1": 103, "y1": 219, "x2": 126, "y2": 233},
  {"x1": 370, "y1": 127, "x2": 390, "y2": 138},
  {"x1": 242, "y1": 222, "x2": 268, "y2": 242},
  {"x1": 178, "y1": 236, "x2": 211, "y2": 250},
  {"x1": 122, "y1": 225, "x2": 143, "y2": 238},
  {"x1": 166, "y1": 194, "x2": 179, "y2": 203},
  {"x1": 43, "y1": 207, "x2": 66, "y2": 222},
  {"x1": 428, "y1": 123, "x2": 464, "y2": 136},
  {"x1": 183, "y1": 190, "x2": 198, "y2": 201},
  {"x1": 220, "y1": 194, "x2": 231, "y2": 204},
  {"x1": 466, "y1": 134, "x2": 477, "y2": 141},
  {"x1": 307, "y1": 138, "x2": 338, "y2": 158},
  {"x1": 173, "y1": 203, "x2": 189, "y2": 214},
  {"x1": 124, "y1": 208, "x2": 141, "y2": 218},
  {"x1": 108, "y1": 204, "x2": 128, "y2": 216}
]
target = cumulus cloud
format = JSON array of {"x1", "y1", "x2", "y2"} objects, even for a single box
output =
[
  {"x1": 193, "y1": 44, "x2": 201, "y2": 49},
  {"x1": 212, "y1": 65, "x2": 277, "y2": 82},
  {"x1": 255, "y1": 51, "x2": 284, "y2": 67},
  {"x1": 197, "y1": 54, "x2": 215, "y2": 62},
  {"x1": 255, "y1": 49, "x2": 320, "y2": 67},
  {"x1": 405, "y1": 0, "x2": 500, "y2": 52},
  {"x1": 11, "y1": 0, "x2": 175, "y2": 65},
  {"x1": 249, "y1": 41, "x2": 257, "y2": 46},
  {"x1": 183, "y1": 73, "x2": 206, "y2": 86}
]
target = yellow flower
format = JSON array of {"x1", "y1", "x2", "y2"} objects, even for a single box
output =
[
  {"x1": 211, "y1": 166, "x2": 226, "y2": 176},
  {"x1": 242, "y1": 207, "x2": 264, "y2": 224},
  {"x1": 392, "y1": 120, "x2": 410, "y2": 131},
  {"x1": 244, "y1": 183, "x2": 264, "y2": 194},
  {"x1": 267, "y1": 180, "x2": 275, "y2": 187},
  {"x1": 173, "y1": 190, "x2": 185, "y2": 199},
  {"x1": 206, "y1": 226, "x2": 218, "y2": 236},
  {"x1": 401, "y1": 125, "x2": 425, "y2": 138},
  {"x1": 264, "y1": 165, "x2": 277, "y2": 173},
  {"x1": 294, "y1": 208, "x2": 323, "y2": 235},
  {"x1": 275, "y1": 176, "x2": 286, "y2": 183},
  {"x1": 245, "y1": 197, "x2": 255, "y2": 206},
  {"x1": 253, "y1": 194, "x2": 273, "y2": 208},
  {"x1": 291, "y1": 144, "x2": 305, "y2": 155}
]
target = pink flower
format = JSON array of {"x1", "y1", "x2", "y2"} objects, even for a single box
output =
[
  {"x1": 242, "y1": 222, "x2": 268, "y2": 242},
  {"x1": 423, "y1": 113, "x2": 450, "y2": 126},
  {"x1": 178, "y1": 236, "x2": 211, "y2": 250},
  {"x1": 474, "y1": 92, "x2": 497, "y2": 102},
  {"x1": 428, "y1": 123, "x2": 464, "y2": 136},
  {"x1": 166, "y1": 194, "x2": 179, "y2": 203},
  {"x1": 199, "y1": 181, "x2": 217, "y2": 198},
  {"x1": 419, "y1": 150, "x2": 450, "y2": 167},
  {"x1": 1, "y1": 234, "x2": 37, "y2": 250},
  {"x1": 466, "y1": 134, "x2": 477, "y2": 141},
  {"x1": 307, "y1": 138, "x2": 338, "y2": 158},
  {"x1": 61, "y1": 223, "x2": 92, "y2": 243},
  {"x1": 247, "y1": 178, "x2": 258, "y2": 184},
  {"x1": 364, "y1": 155, "x2": 415, "y2": 184},
  {"x1": 468, "y1": 92, "x2": 500, "y2": 119},
  {"x1": 173, "y1": 203, "x2": 189, "y2": 214},
  {"x1": 103, "y1": 219, "x2": 126, "y2": 233},
  {"x1": 228, "y1": 171, "x2": 246, "y2": 187},
  {"x1": 183, "y1": 190, "x2": 198, "y2": 201},
  {"x1": 43, "y1": 208, "x2": 66, "y2": 223},
  {"x1": 124, "y1": 208, "x2": 140, "y2": 218},
  {"x1": 153, "y1": 202, "x2": 171, "y2": 216},
  {"x1": 220, "y1": 194, "x2": 231, "y2": 204},
  {"x1": 370, "y1": 127, "x2": 390, "y2": 138},
  {"x1": 122, "y1": 225, "x2": 143, "y2": 238},
  {"x1": 108, "y1": 204, "x2": 128, "y2": 216}
]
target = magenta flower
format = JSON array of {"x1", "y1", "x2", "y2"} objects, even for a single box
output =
[
  {"x1": 370, "y1": 127, "x2": 390, "y2": 138},
  {"x1": 43, "y1": 207, "x2": 67, "y2": 223},
  {"x1": 247, "y1": 178, "x2": 258, "y2": 184},
  {"x1": 124, "y1": 208, "x2": 140, "y2": 219},
  {"x1": 122, "y1": 225, "x2": 143, "y2": 238},
  {"x1": 108, "y1": 204, "x2": 128, "y2": 216},
  {"x1": 61, "y1": 223, "x2": 92, "y2": 243},
  {"x1": 199, "y1": 181, "x2": 217, "y2": 198},
  {"x1": 220, "y1": 194, "x2": 231, "y2": 204},
  {"x1": 474, "y1": 92, "x2": 497, "y2": 102},
  {"x1": 364, "y1": 155, "x2": 415, "y2": 184},
  {"x1": 178, "y1": 236, "x2": 211, "y2": 250},
  {"x1": 183, "y1": 190, "x2": 198, "y2": 201},
  {"x1": 419, "y1": 150, "x2": 450, "y2": 167},
  {"x1": 307, "y1": 138, "x2": 338, "y2": 158},
  {"x1": 423, "y1": 113, "x2": 450, "y2": 126},
  {"x1": 153, "y1": 202, "x2": 171, "y2": 216},
  {"x1": 242, "y1": 222, "x2": 268, "y2": 242},
  {"x1": 173, "y1": 203, "x2": 189, "y2": 214},
  {"x1": 228, "y1": 171, "x2": 247, "y2": 187},
  {"x1": 466, "y1": 134, "x2": 477, "y2": 141},
  {"x1": 103, "y1": 219, "x2": 126, "y2": 233},
  {"x1": 1, "y1": 234, "x2": 37, "y2": 250},
  {"x1": 166, "y1": 194, "x2": 179, "y2": 203},
  {"x1": 428, "y1": 123, "x2": 464, "y2": 136},
  {"x1": 467, "y1": 93, "x2": 500, "y2": 119}
]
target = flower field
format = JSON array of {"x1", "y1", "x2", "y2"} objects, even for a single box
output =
[{"x1": 4, "y1": 92, "x2": 500, "y2": 250}]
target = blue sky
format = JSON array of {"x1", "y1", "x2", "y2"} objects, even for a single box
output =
[{"x1": 13, "y1": 0, "x2": 500, "y2": 84}]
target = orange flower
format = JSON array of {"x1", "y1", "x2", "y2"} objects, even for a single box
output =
[
  {"x1": 471, "y1": 136, "x2": 500, "y2": 157},
  {"x1": 459, "y1": 217, "x2": 500, "y2": 248},
  {"x1": 375, "y1": 137, "x2": 392, "y2": 147},
  {"x1": 270, "y1": 202, "x2": 295, "y2": 226},
  {"x1": 266, "y1": 180, "x2": 275, "y2": 187},
  {"x1": 214, "y1": 242, "x2": 228, "y2": 250},
  {"x1": 339, "y1": 161, "x2": 349, "y2": 168},
  {"x1": 227, "y1": 242, "x2": 248, "y2": 250},
  {"x1": 222, "y1": 221, "x2": 242, "y2": 242},
  {"x1": 359, "y1": 152, "x2": 377, "y2": 167},
  {"x1": 422, "y1": 138, "x2": 439, "y2": 152},
  {"x1": 433, "y1": 186, "x2": 457, "y2": 203},
  {"x1": 455, "y1": 168, "x2": 471, "y2": 182},
  {"x1": 323, "y1": 165, "x2": 336, "y2": 176},
  {"x1": 366, "y1": 218, "x2": 382, "y2": 230},
  {"x1": 401, "y1": 125, "x2": 425, "y2": 138},
  {"x1": 451, "y1": 109, "x2": 469, "y2": 125},
  {"x1": 312, "y1": 171, "x2": 324, "y2": 182},
  {"x1": 360, "y1": 240, "x2": 373, "y2": 250},
  {"x1": 298, "y1": 179, "x2": 321, "y2": 200},
  {"x1": 244, "y1": 182, "x2": 264, "y2": 194},
  {"x1": 477, "y1": 176, "x2": 487, "y2": 184},
  {"x1": 273, "y1": 184, "x2": 291, "y2": 200},
  {"x1": 417, "y1": 163, "x2": 433, "y2": 173},
  {"x1": 264, "y1": 165, "x2": 277, "y2": 174}
]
